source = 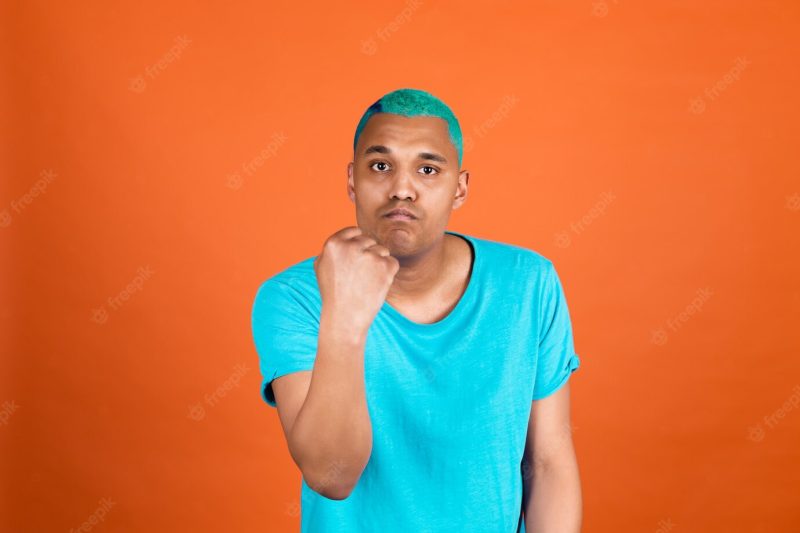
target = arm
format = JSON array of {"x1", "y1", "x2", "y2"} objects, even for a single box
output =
[
  {"x1": 262, "y1": 226, "x2": 398, "y2": 501},
  {"x1": 271, "y1": 309, "x2": 373, "y2": 500},
  {"x1": 522, "y1": 381, "x2": 582, "y2": 532}
]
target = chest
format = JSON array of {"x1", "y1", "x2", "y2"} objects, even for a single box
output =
[{"x1": 384, "y1": 294, "x2": 461, "y2": 325}]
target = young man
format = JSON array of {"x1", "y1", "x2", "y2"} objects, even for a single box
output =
[{"x1": 251, "y1": 88, "x2": 582, "y2": 532}]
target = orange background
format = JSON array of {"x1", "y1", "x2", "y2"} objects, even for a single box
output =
[{"x1": 3, "y1": 1, "x2": 800, "y2": 531}]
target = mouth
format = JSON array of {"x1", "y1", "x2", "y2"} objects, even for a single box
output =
[
  {"x1": 384, "y1": 213, "x2": 416, "y2": 221},
  {"x1": 383, "y1": 208, "x2": 418, "y2": 221}
]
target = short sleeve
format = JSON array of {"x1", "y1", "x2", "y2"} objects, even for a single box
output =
[
  {"x1": 532, "y1": 262, "x2": 581, "y2": 401},
  {"x1": 251, "y1": 279, "x2": 320, "y2": 407}
]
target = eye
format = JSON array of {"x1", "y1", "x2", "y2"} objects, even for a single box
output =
[
  {"x1": 370, "y1": 161, "x2": 390, "y2": 172},
  {"x1": 419, "y1": 166, "x2": 439, "y2": 176}
]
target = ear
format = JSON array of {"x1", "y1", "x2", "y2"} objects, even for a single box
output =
[
  {"x1": 452, "y1": 169, "x2": 469, "y2": 210},
  {"x1": 347, "y1": 161, "x2": 355, "y2": 203}
]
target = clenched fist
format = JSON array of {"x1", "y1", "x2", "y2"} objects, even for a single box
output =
[{"x1": 314, "y1": 226, "x2": 400, "y2": 335}]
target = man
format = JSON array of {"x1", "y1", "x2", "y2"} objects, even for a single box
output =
[{"x1": 251, "y1": 88, "x2": 582, "y2": 532}]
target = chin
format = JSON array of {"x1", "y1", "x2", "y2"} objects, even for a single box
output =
[{"x1": 377, "y1": 224, "x2": 418, "y2": 254}]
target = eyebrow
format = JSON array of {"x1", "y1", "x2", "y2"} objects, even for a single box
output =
[{"x1": 363, "y1": 145, "x2": 448, "y2": 164}]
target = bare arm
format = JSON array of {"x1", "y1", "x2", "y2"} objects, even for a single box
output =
[
  {"x1": 522, "y1": 381, "x2": 582, "y2": 532},
  {"x1": 271, "y1": 310, "x2": 373, "y2": 500}
]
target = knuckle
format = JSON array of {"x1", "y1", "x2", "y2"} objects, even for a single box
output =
[{"x1": 353, "y1": 236, "x2": 377, "y2": 248}]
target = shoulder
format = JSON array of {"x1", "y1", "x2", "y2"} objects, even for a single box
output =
[
  {"x1": 261, "y1": 255, "x2": 318, "y2": 289},
  {"x1": 252, "y1": 255, "x2": 321, "y2": 316},
  {"x1": 468, "y1": 232, "x2": 555, "y2": 278}
]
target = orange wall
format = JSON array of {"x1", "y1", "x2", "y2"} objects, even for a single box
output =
[{"x1": 3, "y1": 1, "x2": 799, "y2": 531}]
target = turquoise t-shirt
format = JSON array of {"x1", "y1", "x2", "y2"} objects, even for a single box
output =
[{"x1": 251, "y1": 230, "x2": 581, "y2": 533}]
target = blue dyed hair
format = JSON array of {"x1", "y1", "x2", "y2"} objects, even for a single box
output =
[{"x1": 353, "y1": 88, "x2": 463, "y2": 168}]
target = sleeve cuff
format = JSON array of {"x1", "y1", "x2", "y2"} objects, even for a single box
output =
[
  {"x1": 260, "y1": 362, "x2": 316, "y2": 408},
  {"x1": 532, "y1": 353, "x2": 581, "y2": 401}
]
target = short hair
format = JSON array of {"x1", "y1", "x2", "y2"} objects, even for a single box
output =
[{"x1": 353, "y1": 88, "x2": 463, "y2": 168}]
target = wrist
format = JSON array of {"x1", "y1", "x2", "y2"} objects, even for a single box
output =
[{"x1": 319, "y1": 307, "x2": 370, "y2": 345}]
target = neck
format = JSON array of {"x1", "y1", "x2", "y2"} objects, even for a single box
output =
[{"x1": 386, "y1": 234, "x2": 452, "y2": 302}]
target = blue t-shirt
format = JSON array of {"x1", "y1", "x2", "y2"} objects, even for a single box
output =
[{"x1": 251, "y1": 230, "x2": 581, "y2": 533}]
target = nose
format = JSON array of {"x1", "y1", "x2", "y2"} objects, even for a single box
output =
[{"x1": 388, "y1": 167, "x2": 416, "y2": 202}]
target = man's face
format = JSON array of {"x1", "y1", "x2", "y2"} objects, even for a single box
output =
[{"x1": 347, "y1": 113, "x2": 469, "y2": 258}]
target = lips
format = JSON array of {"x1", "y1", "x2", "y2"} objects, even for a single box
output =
[{"x1": 384, "y1": 208, "x2": 417, "y2": 219}]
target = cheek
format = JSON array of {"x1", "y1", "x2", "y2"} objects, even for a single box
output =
[
  {"x1": 429, "y1": 185, "x2": 458, "y2": 208},
  {"x1": 352, "y1": 185, "x2": 383, "y2": 214}
]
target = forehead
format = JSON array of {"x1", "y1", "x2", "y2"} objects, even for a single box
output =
[{"x1": 356, "y1": 113, "x2": 454, "y2": 156}]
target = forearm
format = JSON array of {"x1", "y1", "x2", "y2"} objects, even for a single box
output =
[
  {"x1": 288, "y1": 309, "x2": 373, "y2": 499},
  {"x1": 523, "y1": 455, "x2": 582, "y2": 532}
]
